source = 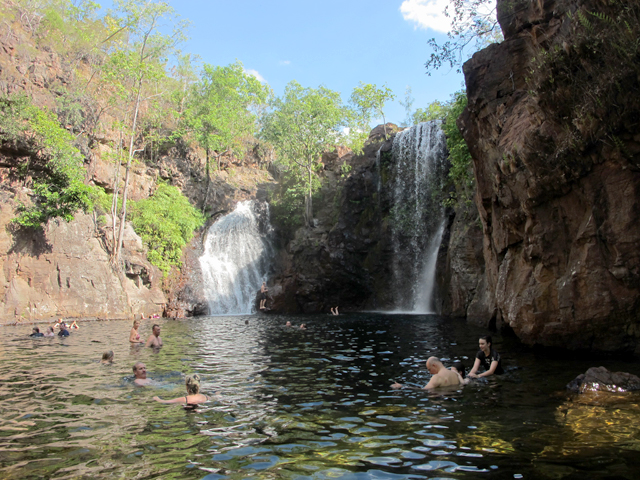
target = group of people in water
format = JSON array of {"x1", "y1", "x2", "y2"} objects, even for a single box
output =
[
  {"x1": 29, "y1": 318, "x2": 79, "y2": 338},
  {"x1": 392, "y1": 335, "x2": 503, "y2": 390}
]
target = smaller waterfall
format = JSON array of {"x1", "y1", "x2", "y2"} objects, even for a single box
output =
[
  {"x1": 390, "y1": 121, "x2": 448, "y2": 314},
  {"x1": 199, "y1": 201, "x2": 273, "y2": 315}
]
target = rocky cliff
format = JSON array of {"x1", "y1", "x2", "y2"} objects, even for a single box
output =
[
  {"x1": 459, "y1": 0, "x2": 640, "y2": 353},
  {"x1": 0, "y1": 17, "x2": 273, "y2": 324}
]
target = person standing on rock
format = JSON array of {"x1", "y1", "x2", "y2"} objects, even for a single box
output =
[
  {"x1": 259, "y1": 282, "x2": 269, "y2": 310},
  {"x1": 468, "y1": 335, "x2": 504, "y2": 378},
  {"x1": 145, "y1": 324, "x2": 163, "y2": 348}
]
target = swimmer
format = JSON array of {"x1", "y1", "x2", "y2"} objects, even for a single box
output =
[
  {"x1": 285, "y1": 321, "x2": 292, "y2": 327},
  {"x1": 101, "y1": 350, "x2": 114, "y2": 364},
  {"x1": 58, "y1": 323, "x2": 70, "y2": 337},
  {"x1": 330, "y1": 306, "x2": 339, "y2": 315},
  {"x1": 29, "y1": 327, "x2": 44, "y2": 337},
  {"x1": 133, "y1": 362, "x2": 151, "y2": 385},
  {"x1": 53, "y1": 318, "x2": 64, "y2": 329},
  {"x1": 468, "y1": 335, "x2": 504, "y2": 378},
  {"x1": 153, "y1": 374, "x2": 209, "y2": 408},
  {"x1": 392, "y1": 357, "x2": 462, "y2": 390},
  {"x1": 44, "y1": 326, "x2": 55, "y2": 337},
  {"x1": 300, "y1": 323, "x2": 307, "y2": 330},
  {"x1": 129, "y1": 320, "x2": 144, "y2": 344},
  {"x1": 145, "y1": 324, "x2": 163, "y2": 348},
  {"x1": 69, "y1": 320, "x2": 79, "y2": 329}
]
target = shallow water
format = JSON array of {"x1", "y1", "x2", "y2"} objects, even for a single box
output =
[{"x1": 1, "y1": 314, "x2": 640, "y2": 479}]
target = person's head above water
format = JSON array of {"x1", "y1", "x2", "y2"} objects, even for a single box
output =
[
  {"x1": 185, "y1": 374, "x2": 201, "y2": 395},
  {"x1": 133, "y1": 362, "x2": 147, "y2": 379},
  {"x1": 426, "y1": 357, "x2": 443, "y2": 373},
  {"x1": 479, "y1": 335, "x2": 492, "y2": 354},
  {"x1": 152, "y1": 324, "x2": 161, "y2": 337},
  {"x1": 32, "y1": 327, "x2": 40, "y2": 334},
  {"x1": 452, "y1": 361, "x2": 466, "y2": 378},
  {"x1": 133, "y1": 319, "x2": 140, "y2": 329},
  {"x1": 102, "y1": 351, "x2": 114, "y2": 363}
]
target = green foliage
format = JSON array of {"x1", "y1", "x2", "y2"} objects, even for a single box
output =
[
  {"x1": 181, "y1": 60, "x2": 271, "y2": 168},
  {"x1": 0, "y1": 94, "x2": 94, "y2": 229},
  {"x1": 425, "y1": 0, "x2": 502, "y2": 74},
  {"x1": 261, "y1": 80, "x2": 346, "y2": 226},
  {"x1": 347, "y1": 82, "x2": 396, "y2": 152},
  {"x1": 412, "y1": 100, "x2": 445, "y2": 124},
  {"x1": 127, "y1": 183, "x2": 204, "y2": 274},
  {"x1": 441, "y1": 91, "x2": 474, "y2": 208}
]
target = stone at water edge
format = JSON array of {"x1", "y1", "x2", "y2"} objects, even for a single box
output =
[{"x1": 566, "y1": 366, "x2": 640, "y2": 394}]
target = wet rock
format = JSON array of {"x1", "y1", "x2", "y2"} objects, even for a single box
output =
[{"x1": 566, "y1": 367, "x2": 640, "y2": 394}]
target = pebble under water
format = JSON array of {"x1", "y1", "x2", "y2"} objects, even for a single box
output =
[{"x1": 1, "y1": 313, "x2": 640, "y2": 479}]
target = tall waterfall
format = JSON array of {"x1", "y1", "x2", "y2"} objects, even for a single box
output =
[
  {"x1": 199, "y1": 200, "x2": 273, "y2": 315},
  {"x1": 390, "y1": 121, "x2": 448, "y2": 313}
]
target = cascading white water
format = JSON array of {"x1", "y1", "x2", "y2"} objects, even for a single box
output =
[
  {"x1": 199, "y1": 200, "x2": 273, "y2": 314},
  {"x1": 390, "y1": 121, "x2": 448, "y2": 314}
]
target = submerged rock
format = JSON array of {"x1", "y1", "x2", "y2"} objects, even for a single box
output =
[{"x1": 566, "y1": 367, "x2": 640, "y2": 394}]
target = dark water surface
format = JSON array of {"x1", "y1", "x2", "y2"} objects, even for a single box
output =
[{"x1": 1, "y1": 314, "x2": 640, "y2": 479}]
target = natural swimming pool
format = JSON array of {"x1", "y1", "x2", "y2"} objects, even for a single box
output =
[{"x1": 1, "y1": 313, "x2": 639, "y2": 479}]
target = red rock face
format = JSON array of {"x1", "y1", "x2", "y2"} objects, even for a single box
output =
[{"x1": 459, "y1": 0, "x2": 640, "y2": 353}]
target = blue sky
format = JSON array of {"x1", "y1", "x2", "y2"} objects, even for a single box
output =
[{"x1": 165, "y1": 0, "x2": 467, "y2": 126}]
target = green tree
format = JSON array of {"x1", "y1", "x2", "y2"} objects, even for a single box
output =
[
  {"x1": 0, "y1": 94, "x2": 93, "y2": 228},
  {"x1": 102, "y1": 0, "x2": 188, "y2": 267},
  {"x1": 425, "y1": 0, "x2": 501, "y2": 74},
  {"x1": 128, "y1": 183, "x2": 204, "y2": 274},
  {"x1": 348, "y1": 82, "x2": 396, "y2": 150},
  {"x1": 261, "y1": 80, "x2": 346, "y2": 227},
  {"x1": 181, "y1": 60, "x2": 271, "y2": 210},
  {"x1": 412, "y1": 100, "x2": 445, "y2": 124}
]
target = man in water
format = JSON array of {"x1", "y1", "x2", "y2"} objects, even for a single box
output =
[
  {"x1": 133, "y1": 362, "x2": 151, "y2": 385},
  {"x1": 58, "y1": 323, "x2": 70, "y2": 337},
  {"x1": 392, "y1": 357, "x2": 462, "y2": 390},
  {"x1": 145, "y1": 324, "x2": 163, "y2": 348}
]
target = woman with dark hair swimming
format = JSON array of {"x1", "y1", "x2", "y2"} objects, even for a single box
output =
[{"x1": 468, "y1": 335, "x2": 504, "y2": 378}]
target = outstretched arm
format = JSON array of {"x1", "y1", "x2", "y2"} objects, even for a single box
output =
[
  {"x1": 468, "y1": 358, "x2": 482, "y2": 378},
  {"x1": 476, "y1": 360, "x2": 499, "y2": 378},
  {"x1": 153, "y1": 396, "x2": 184, "y2": 404}
]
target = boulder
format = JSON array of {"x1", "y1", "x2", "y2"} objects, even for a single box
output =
[{"x1": 566, "y1": 366, "x2": 640, "y2": 394}]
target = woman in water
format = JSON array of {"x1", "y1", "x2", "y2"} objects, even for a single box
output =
[
  {"x1": 468, "y1": 335, "x2": 504, "y2": 378},
  {"x1": 129, "y1": 320, "x2": 144, "y2": 344},
  {"x1": 153, "y1": 374, "x2": 209, "y2": 409},
  {"x1": 100, "y1": 351, "x2": 114, "y2": 364},
  {"x1": 44, "y1": 326, "x2": 55, "y2": 337}
]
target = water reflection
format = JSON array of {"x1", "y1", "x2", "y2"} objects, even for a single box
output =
[{"x1": 0, "y1": 314, "x2": 639, "y2": 479}]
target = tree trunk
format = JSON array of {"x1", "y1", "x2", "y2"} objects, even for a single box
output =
[
  {"x1": 112, "y1": 79, "x2": 143, "y2": 267},
  {"x1": 306, "y1": 164, "x2": 313, "y2": 227},
  {"x1": 202, "y1": 148, "x2": 211, "y2": 212}
]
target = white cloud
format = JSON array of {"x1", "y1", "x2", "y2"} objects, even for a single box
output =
[
  {"x1": 279, "y1": 60, "x2": 291, "y2": 66},
  {"x1": 244, "y1": 69, "x2": 266, "y2": 83},
  {"x1": 400, "y1": 0, "x2": 451, "y2": 33}
]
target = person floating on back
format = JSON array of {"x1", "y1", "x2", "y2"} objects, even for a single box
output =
[
  {"x1": 392, "y1": 357, "x2": 462, "y2": 390},
  {"x1": 330, "y1": 306, "x2": 339, "y2": 315},
  {"x1": 468, "y1": 335, "x2": 504, "y2": 378}
]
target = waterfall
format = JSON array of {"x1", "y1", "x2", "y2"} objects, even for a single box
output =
[
  {"x1": 390, "y1": 121, "x2": 448, "y2": 313},
  {"x1": 199, "y1": 200, "x2": 273, "y2": 315}
]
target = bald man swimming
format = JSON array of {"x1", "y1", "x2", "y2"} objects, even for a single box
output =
[{"x1": 392, "y1": 357, "x2": 462, "y2": 390}]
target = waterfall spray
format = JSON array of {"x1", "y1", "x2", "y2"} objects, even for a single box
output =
[{"x1": 199, "y1": 201, "x2": 273, "y2": 314}]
